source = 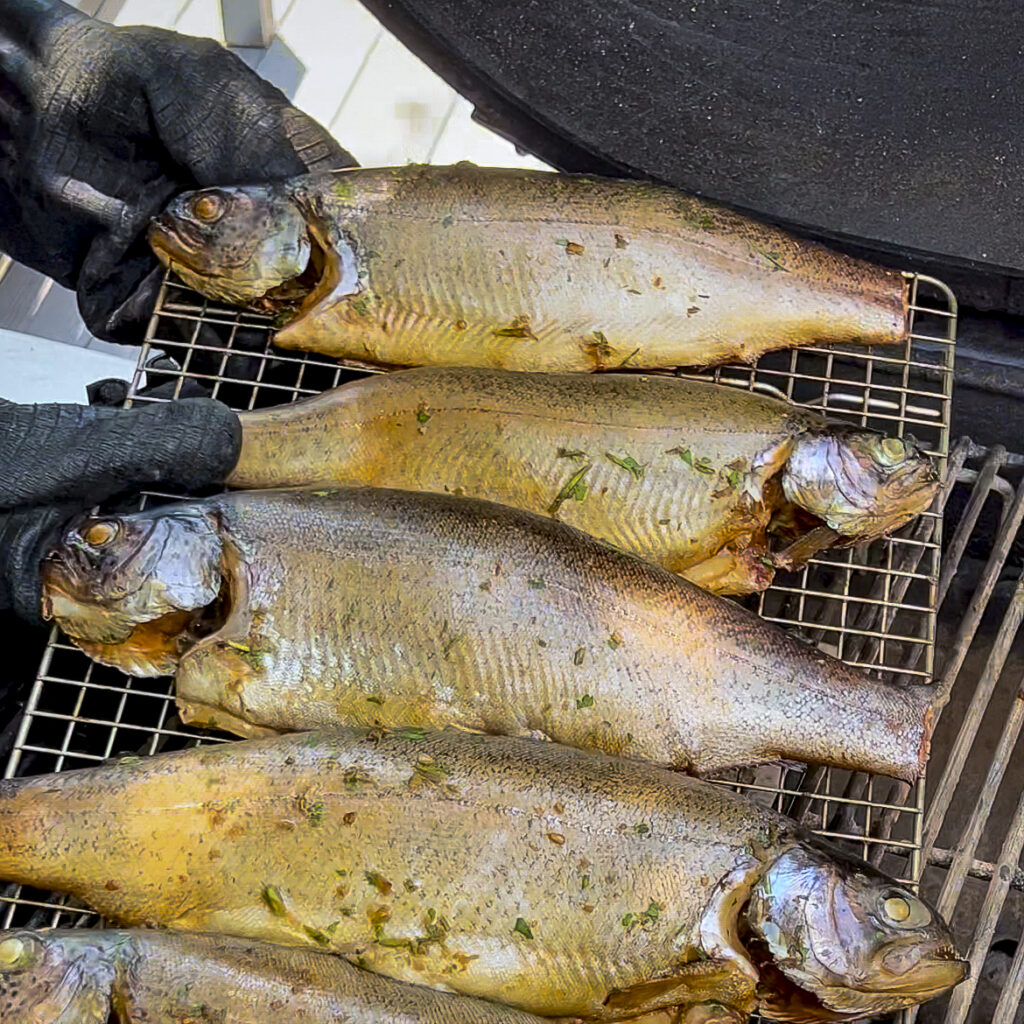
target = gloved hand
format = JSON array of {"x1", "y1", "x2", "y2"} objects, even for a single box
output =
[
  {"x1": 0, "y1": 396, "x2": 242, "y2": 624},
  {"x1": 0, "y1": 0, "x2": 356, "y2": 343}
]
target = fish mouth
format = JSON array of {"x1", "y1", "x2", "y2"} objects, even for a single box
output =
[
  {"x1": 755, "y1": 949, "x2": 968, "y2": 1023},
  {"x1": 872, "y1": 944, "x2": 969, "y2": 998},
  {"x1": 148, "y1": 214, "x2": 209, "y2": 272}
]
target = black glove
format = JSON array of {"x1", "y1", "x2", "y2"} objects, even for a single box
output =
[
  {"x1": 0, "y1": 0, "x2": 356, "y2": 343},
  {"x1": 0, "y1": 396, "x2": 242, "y2": 623}
]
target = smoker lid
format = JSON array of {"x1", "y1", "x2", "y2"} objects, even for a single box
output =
[{"x1": 359, "y1": 0, "x2": 1024, "y2": 281}]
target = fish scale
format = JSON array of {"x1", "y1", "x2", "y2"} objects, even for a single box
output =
[
  {"x1": 0, "y1": 730, "x2": 964, "y2": 1021},
  {"x1": 44, "y1": 486, "x2": 933, "y2": 780},
  {"x1": 0, "y1": 929, "x2": 556, "y2": 1024},
  {"x1": 227, "y1": 368, "x2": 936, "y2": 596},
  {"x1": 150, "y1": 165, "x2": 908, "y2": 373}
]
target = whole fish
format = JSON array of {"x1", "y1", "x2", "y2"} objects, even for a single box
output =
[
  {"x1": 0, "y1": 730, "x2": 965, "y2": 1022},
  {"x1": 41, "y1": 487, "x2": 933, "y2": 780},
  {"x1": 0, "y1": 928, "x2": 550, "y2": 1024},
  {"x1": 227, "y1": 367, "x2": 938, "y2": 594},
  {"x1": 147, "y1": 164, "x2": 908, "y2": 373}
]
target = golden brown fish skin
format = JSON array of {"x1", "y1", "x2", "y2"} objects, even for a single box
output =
[
  {"x1": 0, "y1": 729, "x2": 796, "y2": 1020},
  {"x1": 227, "y1": 369, "x2": 809, "y2": 586},
  {"x1": 0, "y1": 928, "x2": 554, "y2": 1024},
  {"x1": 44, "y1": 488, "x2": 933, "y2": 780},
  {"x1": 226, "y1": 368, "x2": 936, "y2": 591},
  {"x1": 152, "y1": 165, "x2": 908, "y2": 372}
]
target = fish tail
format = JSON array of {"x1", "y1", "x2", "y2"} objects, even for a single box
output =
[{"x1": 770, "y1": 670, "x2": 936, "y2": 783}]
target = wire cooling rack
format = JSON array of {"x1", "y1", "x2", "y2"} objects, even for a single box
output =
[{"x1": 0, "y1": 273, "x2": 958, "y2": 964}]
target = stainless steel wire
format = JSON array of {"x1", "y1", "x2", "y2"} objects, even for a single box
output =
[{"x1": 0, "y1": 271, "x2": 962, "y2": 1020}]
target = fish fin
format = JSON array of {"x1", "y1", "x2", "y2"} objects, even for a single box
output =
[
  {"x1": 681, "y1": 548, "x2": 774, "y2": 596},
  {"x1": 177, "y1": 695, "x2": 278, "y2": 739},
  {"x1": 600, "y1": 958, "x2": 755, "y2": 1019},
  {"x1": 69, "y1": 608, "x2": 194, "y2": 677},
  {"x1": 176, "y1": 639, "x2": 260, "y2": 738}
]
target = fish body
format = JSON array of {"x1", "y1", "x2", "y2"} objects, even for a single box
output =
[
  {"x1": 0, "y1": 730, "x2": 965, "y2": 1021},
  {"x1": 0, "y1": 928, "x2": 551, "y2": 1024},
  {"x1": 43, "y1": 487, "x2": 932, "y2": 780},
  {"x1": 148, "y1": 164, "x2": 908, "y2": 372},
  {"x1": 228, "y1": 368, "x2": 938, "y2": 593}
]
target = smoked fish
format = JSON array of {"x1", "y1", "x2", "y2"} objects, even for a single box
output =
[
  {"x1": 0, "y1": 928, "x2": 550, "y2": 1024},
  {"x1": 227, "y1": 367, "x2": 938, "y2": 594},
  {"x1": 42, "y1": 487, "x2": 933, "y2": 780},
  {"x1": 148, "y1": 164, "x2": 908, "y2": 373},
  {"x1": 0, "y1": 729, "x2": 965, "y2": 1022}
]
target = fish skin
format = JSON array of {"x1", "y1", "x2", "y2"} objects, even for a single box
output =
[
  {"x1": 149, "y1": 164, "x2": 908, "y2": 372},
  {"x1": 226, "y1": 367, "x2": 937, "y2": 593},
  {"x1": 0, "y1": 730, "x2": 963, "y2": 1022},
  {"x1": 0, "y1": 928, "x2": 554, "y2": 1024},
  {"x1": 44, "y1": 487, "x2": 933, "y2": 780},
  {"x1": 0, "y1": 729, "x2": 792, "y2": 1019}
]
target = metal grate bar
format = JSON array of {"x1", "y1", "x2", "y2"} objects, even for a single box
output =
[
  {"x1": 2, "y1": 270, "x2": 958, "y2": 1024},
  {"x1": 944, "y1": 770, "x2": 1024, "y2": 1024}
]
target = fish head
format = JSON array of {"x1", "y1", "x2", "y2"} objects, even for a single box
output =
[
  {"x1": 747, "y1": 842, "x2": 966, "y2": 1021},
  {"x1": 782, "y1": 426, "x2": 939, "y2": 541},
  {"x1": 41, "y1": 507, "x2": 224, "y2": 675},
  {"x1": 0, "y1": 930, "x2": 120, "y2": 1023},
  {"x1": 148, "y1": 183, "x2": 311, "y2": 306}
]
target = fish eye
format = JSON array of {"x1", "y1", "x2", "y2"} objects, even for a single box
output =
[
  {"x1": 0, "y1": 936, "x2": 34, "y2": 968},
  {"x1": 877, "y1": 437, "x2": 908, "y2": 465},
  {"x1": 191, "y1": 193, "x2": 225, "y2": 224},
  {"x1": 879, "y1": 891, "x2": 931, "y2": 928},
  {"x1": 82, "y1": 520, "x2": 120, "y2": 548}
]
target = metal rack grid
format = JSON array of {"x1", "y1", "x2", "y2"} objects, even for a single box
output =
[{"x1": 0, "y1": 272, "x2": 959, "y2": 1013}]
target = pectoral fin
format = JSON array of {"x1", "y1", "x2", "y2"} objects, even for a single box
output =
[
  {"x1": 598, "y1": 958, "x2": 755, "y2": 1021},
  {"x1": 681, "y1": 547, "x2": 775, "y2": 596}
]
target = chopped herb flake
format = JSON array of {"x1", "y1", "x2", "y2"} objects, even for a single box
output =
[
  {"x1": 576, "y1": 694, "x2": 595, "y2": 709},
  {"x1": 607, "y1": 632, "x2": 623, "y2": 650},
  {"x1": 573, "y1": 647, "x2": 586, "y2": 666},
  {"x1": 393, "y1": 727, "x2": 427, "y2": 741},
  {"x1": 416, "y1": 404, "x2": 431, "y2": 424},
  {"x1": 262, "y1": 886, "x2": 287, "y2": 917},
  {"x1": 615, "y1": 233, "x2": 628, "y2": 248},
  {"x1": 364, "y1": 870, "x2": 393, "y2": 896},
  {"x1": 605, "y1": 452, "x2": 645, "y2": 481},
  {"x1": 513, "y1": 918, "x2": 534, "y2": 939},
  {"x1": 557, "y1": 448, "x2": 588, "y2": 461},
  {"x1": 548, "y1": 463, "x2": 592, "y2": 515},
  {"x1": 303, "y1": 925, "x2": 332, "y2": 947},
  {"x1": 493, "y1": 325, "x2": 536, "y2": 339},
  {"x1": 634, "y1": 822, "x2": 651, "y2": 837},
  {"x1": 581, "y1": 874, "x2": 590, "y2": 890},
  {"x1": 366, "y1": 695, "x2": 384, "y2": 706}
]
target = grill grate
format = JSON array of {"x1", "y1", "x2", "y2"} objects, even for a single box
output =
[{"x1": 1, "y1": 271, "x2": 965, "y2": 1018}]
